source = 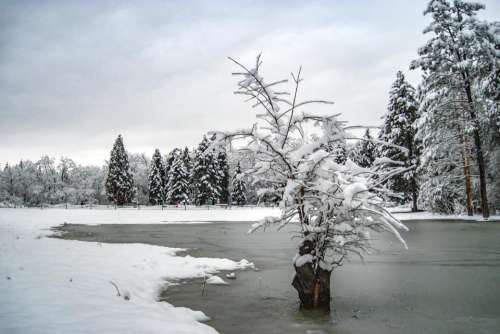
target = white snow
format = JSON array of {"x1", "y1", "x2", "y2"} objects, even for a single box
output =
[
  {"x1": 0, "y1": 207, "x2": 279, "y2": 227},
  {"x1": 392, "y1": 210, "x2": 500, "y2": 222},
  {"x1": 333, "y1": 222, "x2": 353, "y2": 232},
  {"x1": 225, "y1": 272, "x2": 237, "y2": 279},
  {"x1": 343, "y1": 182, "x2": 367, "y2": 208},
  {"x1": 205, "y1": 275, "x2": 228, "y2": 285},
  {"x1": 373, "y1": 157, "x2": 404, "y2": 165},
  {"x1": 0, "y1": 208, "x2": 270, "y2": 334},
  {"x1": 293, "y1": 254, "x2": 314, "y2": 267}
]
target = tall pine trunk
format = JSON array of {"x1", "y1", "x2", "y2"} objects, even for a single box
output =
[
  {"x1": 461, "y1": 134, "x2": 474, "y2": 216},
  {"x1": 409, "y1": 143, "x2": 418, "y2": 212},
  {"x1": 464, "y1": 84, "x2": 490, "y2": 218},
  {"x1": 411, "y1": 178, "x2": 418, "y2": 212}
]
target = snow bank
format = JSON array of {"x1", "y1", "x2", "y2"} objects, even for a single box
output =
[
  {"x1": 392, "y1": 210, "x2": 500, "y2": 222},
  {"x1": 0, "y1": 207, "x2": 279, "y2": 227},
  {"x1": 0, "y1": 208, "x2": 264, "y2": 334}
]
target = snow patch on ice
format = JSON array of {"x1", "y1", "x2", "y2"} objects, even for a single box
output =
[{"x1": 205, "y1": 275, "x2": 228, "y2": 285}]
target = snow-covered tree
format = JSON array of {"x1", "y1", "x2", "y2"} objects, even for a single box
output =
[
  {"x1": 129, "y1": 153, "x2": 150, "y2": 205},
  {"x1": 214, "y1": 55, "x2": 410, "y2": 309},
  {"x1": 13, "y1": 160, "x2": 38, "y2": 205},
  {"x1": 0, "y1": 164, "x2": 15, "y2": 197},
  {"x1": 227, "y1": 149, "x2": 260, "y2": 204},
  {"x1": 192, "y1": 136, "x2": 221, "y2": 205},
  {"x1": 166, "y1": 150, "x2": 190, "y2": 205},
  {"x1": 181, "y1": 147, "x2": 192, "y2": 176},
  {"x1": 164, "y1": 149, "x2": 178, "y2": 197},
  {"x1": 0, "y1": 163, "x2": 22, "y2": 206},
  {"x1": 57, "y1": 157, "x2": 77, "y2": 205},
  {"x1": 1, "y1": 158, "x2": 103, "y2": 206},
  {"x1": 148, "y1": 149, "x2": 165, "y2": 205},
  {"x1": 215, "y1": 138, "x2": 230, "y2": 204},
  {"x1": 379, "y1": 71, "x2": 420, "y2": 211},
  {"x1": 486, "y1": 118, "x2": 500, "y2": 214},
  {"x1": 72, "y1": 165, "x2": 105, "y2": 205},
  {"x1": 350, "y1": 129, "x2": 377, "y2": 168},
  {"x1": 416, "y1": 88, "x2": 471, "y2": 214},
  {"x1": 410, "y1": 0, "x2": 499, "y2": 218},
  {"x1": 105, "y1": 135, "x2": 134, "y2": 205},
  {"x1": 324, "y1": 141, "x2": 347, "y2": 164},
  {"x1": 231, "y1": 162, "x2": 247, "y2": 206},
  {"x1": 181, "y1": 147, "x2": 194, "y2": 201},
  {"x1": 34, "y1": 156, "x2": 60, "y2": 205}
]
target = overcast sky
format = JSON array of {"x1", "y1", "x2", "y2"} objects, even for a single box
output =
[{"x1": 1, "y1": 0, "x2": 498, "y2": 166}]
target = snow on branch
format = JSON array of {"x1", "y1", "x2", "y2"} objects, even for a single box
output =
[{"x1": 216, "y1": 54, "x2": 410, "y2": 271}]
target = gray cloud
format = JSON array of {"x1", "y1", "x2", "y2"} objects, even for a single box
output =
[{"x1": 1, "y1": 0, "x2": 498, "y2": 165}]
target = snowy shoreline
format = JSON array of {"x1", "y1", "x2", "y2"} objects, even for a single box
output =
[
  {"x1": 0, "y1": 206, "x2": 497, "y2": 223},
  {"x1": 0, "y1": 209, "x2": 261, "y2": 334}
]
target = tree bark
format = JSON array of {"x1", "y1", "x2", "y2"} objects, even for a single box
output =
[
  {"x1": 462, "y1": 134, "x2": 474, "y2": 216},
  {"x1": 411, "y1": 178, "x2": 418, "y2": 212},
  {"x1": 291, "y1": 240, "x2": 331, "y2": 309},
  {"x1": 292, "y1": 263, "x2": 331, "y2": 309},
  {"x1": 464, "y1": 84, "x2": 490, "y2": 218},
  {"x1": 408, "y1": 141, "x2": 418, "y2": 212}
]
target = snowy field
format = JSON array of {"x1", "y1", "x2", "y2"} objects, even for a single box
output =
[
  {"x1": 0, "y1": 207, "x2": 498, "y2": 334},
  {"x1": 0, "y1": 208, "x2": 276, "y2": 334}
]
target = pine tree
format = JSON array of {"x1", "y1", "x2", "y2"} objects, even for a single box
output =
[
  {"x1": 105, "y1": 135, "x2": 134, "y2": 205},
  {"x1": 231, "y1": 162, "x2": 247, "y2": 205},
  {"x1": 379, "y1": 71, "x2": 420, "y2": 211},
  {"x1": 148, "y1": 149, "x2": 165, "y2": 205},
  {"x1": 166, "y1": 151, "x2": 190, "y2": 205},
  {"x1": 215, "y1": 143, "x2": 230, "y2": 204},
  {"x1": 181, "y1": 147, "x2": 193, "y2": 201},
  {"x1": 410, "y1": 0, "x2": 498, "y2": 218},
  {"x1": 416, "y1": 89, "x2": 469, "y2": 213},
  {"x1": 192, "y1": 135, "x2": 221, "y2": 205},
  {"x1": 0, "y1": 163, "x2": 15, "y2": 197},
  {"x1": 182, "y1": 147, "x2": 192, "y2": 175},
  {"x1": 324, "y1": 141, "x2": 347, "y2": 164},
  {"x1": 351, "y1": 129, "x2": 377, "y2": 168},
  {"x1": 129, "y1": 153, "x2": 150, "y2": 205},
  {"x1": 164, "y1": 149, "x2": 178, "y2": 197}
]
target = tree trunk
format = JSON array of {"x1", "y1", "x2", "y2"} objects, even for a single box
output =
[
  {"x1": 462, "y1": 134, "x2": 474, "y2": 216},
  {"x1": 464, "y1": 84, "x2": 490, "y2": 218},
  {"x1": 411, "y1": 178, "x2": 418, "y2": 212},
  {"x1": 292, "y1": 263, "x2": 331, "y2": 309},
  {"x1": 471, "y1": 128, "x2": 489, "y2": 218},
  {"x1": 291, "y1": 240, "x2": 331, "y2": 309},
  {"x1": 408, "y1": 142, "x2": 418, "y2": 212}
]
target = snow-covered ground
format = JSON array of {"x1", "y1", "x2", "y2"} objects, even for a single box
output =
[
  {"x1": 388, "y1": 208, "x2": 500, "y2": 222},
  {"x1": 0, "y1": 208, "x2": 275, "y2": 334},
  {"x1": 0, "y1": 207, "x2": 497, "y2": 334}
]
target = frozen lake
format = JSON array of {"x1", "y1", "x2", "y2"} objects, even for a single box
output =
[{"x1": 55, "y1": 219, "x2": 500, "y2": 334}]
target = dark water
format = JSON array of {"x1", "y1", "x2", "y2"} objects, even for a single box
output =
[{"x1": 54, "y1": 220, "x2": 500, "y2": 334}]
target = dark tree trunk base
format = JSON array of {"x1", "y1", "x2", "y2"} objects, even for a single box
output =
[{"x1": 292, "y1": 262, "x2": 332, "y2": 310}]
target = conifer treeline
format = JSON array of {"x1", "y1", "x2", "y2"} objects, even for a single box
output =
[
  {"x1": 0, "y1": 134, "x2": 250, "y2": 207},
  {"x1": 104, "y1": 134, "x2": 248, "y2": 206}
]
